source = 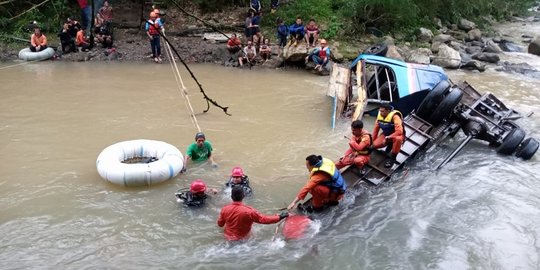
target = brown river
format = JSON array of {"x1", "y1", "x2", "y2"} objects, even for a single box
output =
[{"x1": 1, "y1": 23, "x2": 540, "y2": 270}]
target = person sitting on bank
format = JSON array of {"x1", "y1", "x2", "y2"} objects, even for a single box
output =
[
  {"x1": 288, "y1": 17, "x2": 305, "y2": 47},
  {"x1": 182, "y1": 132, "x2": 217, "y2": 172},
  {"x1": 225, "y1": 166, "x2": 253, "y2": 196},
  {"x1": 259, "y1": 38, "x2": 272, "y2": 62},
  {"x1": 287, "y1": 155, "x2": 347, "y2": 212},
  {"x1": 304, "y1": 18, "x2": 320, "y2": 47},
  {"x1": 29, "y1": 28, "x2": 48, "y2": 52},
  {"x1": 372, "y1": 104, "x2": 404, "y2": 168},
  {"x1": 58, "y1": 23, "x2": 76, "y2": 53},
  {"x1": 335, "y1": 120, "x2": 372, "y2": 170},
  {"x1": 218, "y1": 186, "x2": 288, "y2": 241},
  {"x1": 226, "y1": 33, "x2": 242, "y2": 55},
  {"x1": 66, "y1": 18, "x2": 81, "y2": 39},
  {"x1": 238, "y1": 40, "x2": 257, "y2": 67},
  {"x1": 175, "y1": 179, "x2": 218, "y2": 207},
  {"x1": 75, "y1": 27, "x2": 91, "y2": 52},
  {"x1": 95, "y1": 20, "x2": 113, "y2": 48},
  {"x1": 305, "y1": 39, "x2": 330, "y2": 71}
]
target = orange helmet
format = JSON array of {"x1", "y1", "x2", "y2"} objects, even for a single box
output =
[
  {"x1": 190, "y1": 179, "x2": 207, "y2": 194},
  {"x1": 231, "y1": 167, "x2": 244, "y2": 177}
]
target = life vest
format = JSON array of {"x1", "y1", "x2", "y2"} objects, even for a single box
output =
[
  {"x1": 310, "y1": 158, "x2": 346, "y2": 193},
  {"x1": 377, "y1": 110, "x2": 403, "y2": 136},
  {"x1": 176, "y1": 191, "x2": 207, "y2": 207},
  {"x1": 355, "y1": 130, "x2": 373, "y2": 155},
  {"x1": 226, "y1": 176, "x2": 253, "y2": 196},
  {"x1": 318, "y1": 47, "x2": 328, "y2": 58},
  {"x1": 147, "y1": 19, "x2": 160, "y2": 36}
]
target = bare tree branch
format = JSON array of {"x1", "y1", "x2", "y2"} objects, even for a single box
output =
[{"x1": 9, "y1": 0, "x2": 51, "y2": 20}]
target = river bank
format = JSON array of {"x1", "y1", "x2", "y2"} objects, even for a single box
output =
[{"x1": 2, "y1": 3, "x2": 540, "y2": 76}]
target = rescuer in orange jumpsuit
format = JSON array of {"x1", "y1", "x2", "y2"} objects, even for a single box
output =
[
  {"x1": 335, "y1": 120, "x2": 372, "y2": 169},
  {"x1": 372, "y1": 104, "x2": 404, "y2": 168},
  {"x1": 288, "y1": 155, "x2": 346, "y2": 211}
]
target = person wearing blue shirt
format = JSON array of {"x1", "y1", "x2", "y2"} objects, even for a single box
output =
[
  {"x1": 289, "y1": 17, "x2": 305, "y2": 46},
  {"x1": 250, "y1": 0, "x2": 261, "y2": 13},
  {"x1": 276, "y1": 18, "x2": 288, "y2": 48}
]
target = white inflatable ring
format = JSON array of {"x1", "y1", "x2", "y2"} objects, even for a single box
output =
[
  {"x1": 18, "y1": 47, "x2": 55, "y2": 61},
  {"x1": 96, "y1": 139, "x2": 184, "y2": 187}
]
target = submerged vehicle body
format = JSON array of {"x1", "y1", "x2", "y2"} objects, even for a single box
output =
[{"x1": 302, "y1": 54, "x2": 538, "y2": 213}]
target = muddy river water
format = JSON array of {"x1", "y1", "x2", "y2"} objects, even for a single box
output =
[{"x1": 1, "y1": 24, "x2": 540, "y2": 269}]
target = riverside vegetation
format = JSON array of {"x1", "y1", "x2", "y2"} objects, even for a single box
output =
[{"x1": 0, "y1": 0, "x2": 537, "y2": 62}]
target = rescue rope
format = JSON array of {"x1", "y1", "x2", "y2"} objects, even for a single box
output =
[
  {"x1": 272, "y1": 218, "x2": 286, "y2": 242},
  {"x1": 0, "y1": 58, "x2": 44, "y2": 70},
  {"x1": 164, "y1": 36, "x2": 202, "y2": 132},
  {"x1": 143, "y1": 16, "x2": 231, "y2": 115}
]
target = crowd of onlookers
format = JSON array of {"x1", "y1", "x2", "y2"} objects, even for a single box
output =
[
  {"x1": 25, "y1": 0, "x2": 330, "y2": 70},
  {"x1": 27, "y1": 0, "x2": 113, "y2": 55},
  {"x1": 227, "y1": 6, "x2": 330, "y2": 70}
]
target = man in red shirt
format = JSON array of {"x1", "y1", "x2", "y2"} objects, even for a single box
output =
[
  {"x1": 226, "y1": 33, "x2": 242, "y2": 55},
  {"x1": 217, "y1": 186, "x2": 288, "y2": 241}
]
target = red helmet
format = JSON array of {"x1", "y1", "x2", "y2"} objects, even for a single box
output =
[
  {"x1": 231, "y1": 167, "x2": 244, "y2": 177},
  {"x1": 190, "y1": 179, "x2": 207, "y2": 194}
]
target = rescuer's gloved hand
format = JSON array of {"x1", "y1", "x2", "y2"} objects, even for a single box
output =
[{"x1": 279, "y1": 212, "x2": 289, "y2": 220}]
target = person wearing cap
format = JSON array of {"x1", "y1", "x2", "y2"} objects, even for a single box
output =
[
  {"x1": 335, "y1": 120, "x2": 372, "y2": 170},
  {"x1": 146, "y1": 11, "x2": 163, "y2": 63},
  {"x1": 175, "y1": 179, "x2": 218, "y2": 207},
  {"x1": 372, "y1": 104, "x2": 404, "y2": 168},
  {"x1": 182, "y1": 132, "x2": 217, "y2": 172},
  {"x1": 287, "y1": 154, "x2": 346, "y2": 212},
  {"x1": 305, "y1": 39, "x2": 331, "y2": 71},
  {"x1": 225, "y1": 167, "x2": 252, "y2": 196},
  {"x1": 218, "y1": 186, "x2": 287, "y2": 241},
  {"x1": 29, "y1": 28, "x2": 48, "y2": 52}
]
